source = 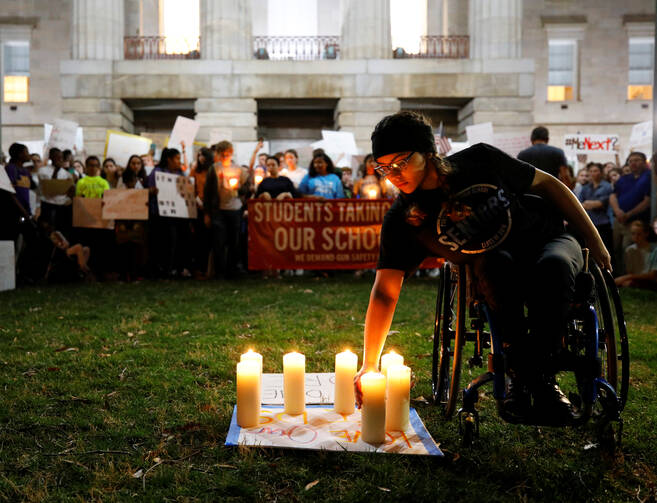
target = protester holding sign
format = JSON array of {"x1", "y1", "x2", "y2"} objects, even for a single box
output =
[
  {"x1": 353, "y1": 112, "x2": 609, "y2": 423},
  {"x1": 38, "y1": 148, "x2": 75, "y2": 234},
  {"x1": 299, "y1": 152, "x2": 345, "y2": 200}
]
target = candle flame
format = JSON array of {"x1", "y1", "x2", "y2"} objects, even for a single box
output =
[
  {"x1": 388, "y1": 349, "x2": 397, "y2": 355},
  {"x1": 229, "y1": 178, "x2": 238, "y2": 188},
  {"x1": 368, "y1": 188, "x2": 377, "y2": 199},
  {"x1": 255, "y1": 175, "x2": 263, "y2": 184}
]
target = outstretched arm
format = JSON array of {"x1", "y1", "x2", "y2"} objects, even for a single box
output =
[
  {"x1": 354, "y1": 268, "x2": 404, "y2": 407},
  {"x1": 530, "y1": 170, "x2": 611, "y2": 271}
]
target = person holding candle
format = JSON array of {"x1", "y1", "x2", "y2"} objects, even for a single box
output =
[
  {"x1": 353, "y1": 111, "x2": 610, "y2": 422},
  {"x1": 204, "y1": 141, "x2": 249, "y2": 279},
  {"x1": 353, "y1": 154, "x2": 387, "y2": 199}
]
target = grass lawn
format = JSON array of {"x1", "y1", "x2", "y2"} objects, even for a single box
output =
[{"x1": 1, "y1": 276, "x2": 656, "y2": 502}]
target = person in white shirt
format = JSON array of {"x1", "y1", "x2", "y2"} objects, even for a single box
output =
[
  {"x1": 37, "y1": 148, "x2": 75, "y2": 233},
  {"x1": 280, "y1": 149, "x2": 308, "y2": 189}
]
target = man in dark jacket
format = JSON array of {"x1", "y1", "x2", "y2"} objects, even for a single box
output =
[{"x1": 518, "y1": 127, "x2": 572, "y2": 187}]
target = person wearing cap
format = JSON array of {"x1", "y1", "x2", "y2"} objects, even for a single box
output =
[{"x1": 353, "y1": 111, "x2": 610, "y2": 421}]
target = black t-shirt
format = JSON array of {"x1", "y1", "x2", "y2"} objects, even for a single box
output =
[
  {"x1": 517, "y1": 143, "x2": 568, "y2": 179},
  {"x1": 256, "y1": 176, "x2": 299, "y2": 199},
  {"x1": 377, "y1": 143, "x2": 565, "y2": 273}
]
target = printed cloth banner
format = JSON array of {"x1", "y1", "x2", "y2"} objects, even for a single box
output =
[
  {"x1": 248, "y1": 199, "x2": 443, "y2": 270},
  {"x1": 262, "y1": 373, "x2": 334, "y2": 405},
  {"x1": 225, "y1": 405, "x2": 442, "y2": 456},
  {"x1": 564, "y1": 134, "x2": 619, "y2": 154}
]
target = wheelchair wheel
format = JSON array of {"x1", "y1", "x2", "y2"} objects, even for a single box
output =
[
  {"x1": 432, "y1": 263, "x2": 466, "y2": 418},
  {"x1": 591, "y1": 265, "x2": 630, "y2": 411}
]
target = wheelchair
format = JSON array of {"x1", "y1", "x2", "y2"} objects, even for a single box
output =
[{"x1": 430, "y1": 249, "x2": 629, "y2": 448}]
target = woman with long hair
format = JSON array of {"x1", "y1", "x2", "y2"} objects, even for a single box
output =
[{"x1": 298, "y1": 152, "x2": 345, "y2": 199}]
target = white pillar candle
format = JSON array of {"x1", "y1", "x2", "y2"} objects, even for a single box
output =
[
  {"x1": 385, "y1": 364, "x2": 411, "y2": 431},
  {"x1": 334, "y1": 349, "x2": 358, "y2": 415},
  {"x1": 240, "y1": 349, "x2": 263, "y2": 374},
  {"x1": 360, "y1": 371, "x2": 386, "y2": 444},
  {"x1": 236, "y1": 360, "x2": 261, "y2": 428},
  {"x1": 283, "y1": 351, "x2": 305, "y2": 415},
  {"x1": 380, "y1": 350, "x2": 404, "y2": 377}
]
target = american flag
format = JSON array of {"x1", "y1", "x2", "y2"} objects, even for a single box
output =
[{"x1": 435, "y1": 122, "x2": 451, "y2": 155}]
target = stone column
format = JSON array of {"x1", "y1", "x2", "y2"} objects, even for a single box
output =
[
  {"x1": 427, "y1": 0, "x2": 445, "y2": 36},
  {"x1": 335, "y1": 98, "x2": 400, "y2": 151},
  {"x1": 200, "y1": 0, "x2": 253, "y2": 60},
  {"x1": 468, "y1": 0, "x2": 521, "y2": 59},
  {"x1": 194, "y1": 98, "x2": 258, "y2": 143},
  {"x1": 71, "y1": 0, "x2": 124, "y2": 60},
  {"x1": 340, "y1": 0, "x2": 391, "y2": 59}
]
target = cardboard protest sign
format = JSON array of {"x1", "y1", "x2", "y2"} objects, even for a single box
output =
[
  {"x1": 46, "y1": 119, "x2": 79, "y2": 151},
  {"x1": 493, "y1": 132, "x2": 531, "y2": 158},
  {"x1": 233, "y1": 141, "x2": 270, "y2": 166},
  {"x1": 0, "y1": 167, "x2": 16, "y2": 194},
  {"x1": 262, "y1": 373, "x2": 334, "y2": 405},
  {"x1": 564, "y1": 134, "x2": 619, "y2": 154},
  {"x1": 209, "y1": 128, "x2": 232, "y2": 145},
  {"x1": 73, "y1": 197, "x2": 114, "y2": 229},
  {"x1": 168, "y1": 116, "x2": 200, "y2": 152},
  {"x1": 0, "y1": 241, "x2": 15, "y2": 292},
  {"x1": 105, "y1": 130, "x2": 152, "y2": 167},
  {"x1": 102, "y1": 189, "x2": 149, "y2": 220},
  {"x1": 39, "y1": 178, "x2": 74, "y2": 198},
  {"x1": 226, "y1": 405, "x2": 442, "y2": 456},
  {"x1": 466, "y1": 122, "x2": 494, "y2": 145},
  {"x1": 155, "y1": 172, "x2": 197, "y2": 218},
  {"x1": 629, "y1": 120, "x2": 652, "y2": 149}
]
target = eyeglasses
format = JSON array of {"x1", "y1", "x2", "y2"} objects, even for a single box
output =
[{"x1": 374, "y1": 152, "x2": 415, "y2": 177}]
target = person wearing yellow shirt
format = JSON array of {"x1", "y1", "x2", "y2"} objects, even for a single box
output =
[{"x1": 76, "y1": 156, "x2": 110, "y2": 199}]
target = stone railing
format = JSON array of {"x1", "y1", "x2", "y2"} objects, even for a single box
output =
[
  {"x1": 394, "y1": 35, "x2": 470, "y2": 59},
  {"x1": 253, "y1": 36, "x2": 340, "y2": 61},
  {"x1": 124, "y1": 36, "x2": 201, "y2": 60}
]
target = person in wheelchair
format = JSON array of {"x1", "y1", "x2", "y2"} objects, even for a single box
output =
[{"x1": 354, "y1": 112, "x2": 612, "y2": 422}]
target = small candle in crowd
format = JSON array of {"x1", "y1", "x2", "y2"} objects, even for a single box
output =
[
  {"x1": 360, "y1": 371, "x2": 386, "y2": 444},
  {"x1": 367, "y1": 187, "x2": 378, "y2": 199},
  {"x1": 385, "y1": 364, "x2": 411, "y2": 431},
  {"x1": 334, "y1": 349, "x2": 358, "y2": 415},
  {"x1": 255, "y1": 174, "x2": 264, "y2": 185},
  {"x1": 283, "y1": 351, "x2": 305, "y2": 415},
  {"x1": 229, "y1": 177, "x2": 239, "y2": 188},
  {"x1": 380, "y1": 350, "x2": 404, "y2": 377},
  {"x1": 236, "y1": 360, "x2": 261, "y2": 428},
  {"x1": 240, "y1": 349, "x2": 263, "y2": 374}
]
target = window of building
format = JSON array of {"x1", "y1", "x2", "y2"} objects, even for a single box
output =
[
  {"x1": 547, "y1": 39, "x2": 576, "y2": 101},
  {"x1": 3, "y1": 41, "x2": 29, "y2": 102},
  {"x1": 628, "y1": 37, "x2": 654, "y2": 100},
  {"x1": 161, "y1": 0, "x2": 199, "y2": 54}
]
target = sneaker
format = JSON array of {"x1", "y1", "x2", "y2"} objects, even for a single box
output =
[
  {"x1": 503, "y1": 378, "x2": 531, "y2": 419},
  {"x1": 531, "y1": 378, "x2": 573, "y2": 423}
]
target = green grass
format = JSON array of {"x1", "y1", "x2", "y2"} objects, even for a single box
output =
[{"x1": 0, "y1": 277, "x2": 656, "y2": 502}]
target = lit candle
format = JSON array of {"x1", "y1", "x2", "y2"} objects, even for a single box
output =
[
  {"x1": 360, "y1": 371, "x2": 386, "y2": 444},
  {"x1": 254, "y1": 174, "x2": 263, "y2": 185},
  {"x1": 367, "y1": 187, "x2": 378, "y2": 199},
  {"x1": 240, "y1": 349, "x2": 263, "y2": 374},
  {"x1": 229, "y1": 177, "x2": 238, "y2": 189},
  {"x1": 236, "y1": 360, "x2": 261, "y2": 428},
  {"x1": 385, "y1": 364, "x2": 411, "y2": 431},
  {"x1": 380, "y1": 350, "x2": 404, "y2": 377},
  {"x1": 334, "y1": 349, "x2": 358, "y2": 415},
  {"x1": 283, "y1": 351, "x2": 305, "y2": 415}
]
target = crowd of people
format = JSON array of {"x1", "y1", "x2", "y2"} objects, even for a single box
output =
[
  {"x1": 1, "y1": 124, "x2": 655, "y2": 290},
  {"x1": 0, "y1": 138, "x2": 399, "y2": 285}
]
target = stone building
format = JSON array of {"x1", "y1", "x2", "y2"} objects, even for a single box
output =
[{"x1": 0, "y1": 0, "x2": 654, "y2": 161}]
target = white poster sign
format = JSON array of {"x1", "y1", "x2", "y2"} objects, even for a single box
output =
[
  {"x1": 564, "y1": 134, "x2": 619, "y2": 154},
  {"x1": 233, "y1": 141, "x2": 270, "y2": 166},
  {"x1": 0, "y1": 167, "x2": 16, "y2": 194},
  {"x1": 19, "y1": 140, "x2": 46, "y2": 157},
  {"x1": 209, "y1": 128, "x2": 233, "y2": 146},
  {"x1": 629, "y1": 120, "x2": 652, "y2": 149},
  {"x1": 168, "y1": 116, "x2": 201, "y2": 152},
  {"x1": 47, "y1": 119, "x2": 79, "y2": 151},
  {"x1": 226, "y1": 406, "x2": 442, "y2": 456},
  {"x1": 0, "y1": 241, "x2": 16, "y2": 292},
  {"x1": 262, "y1": 373, "x2": 334, "y2": 405},
  {"x1": 105, "y1": 130, "x2": 153, "y2": 167},
  {"x1": 493, "y1": 132, "x2": 532, "y2": 158},
  {"x1": 155, "y1": 172, "x2": 197, "y2": 219},
  {"x1": 321, "y1": 130, "x2": 359, "y2": 156},
  {"x1": 466, "y1": 122, "x2": 494, "y2": 146}
]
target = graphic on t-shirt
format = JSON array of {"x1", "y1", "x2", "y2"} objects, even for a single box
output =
[{"x1": 436, "y1": 184, "x2": 512, "y2": 254}]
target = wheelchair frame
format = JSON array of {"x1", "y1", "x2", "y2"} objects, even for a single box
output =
[{"x1": 430, "y1": 255, "x2": 629, "y2": 447}]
